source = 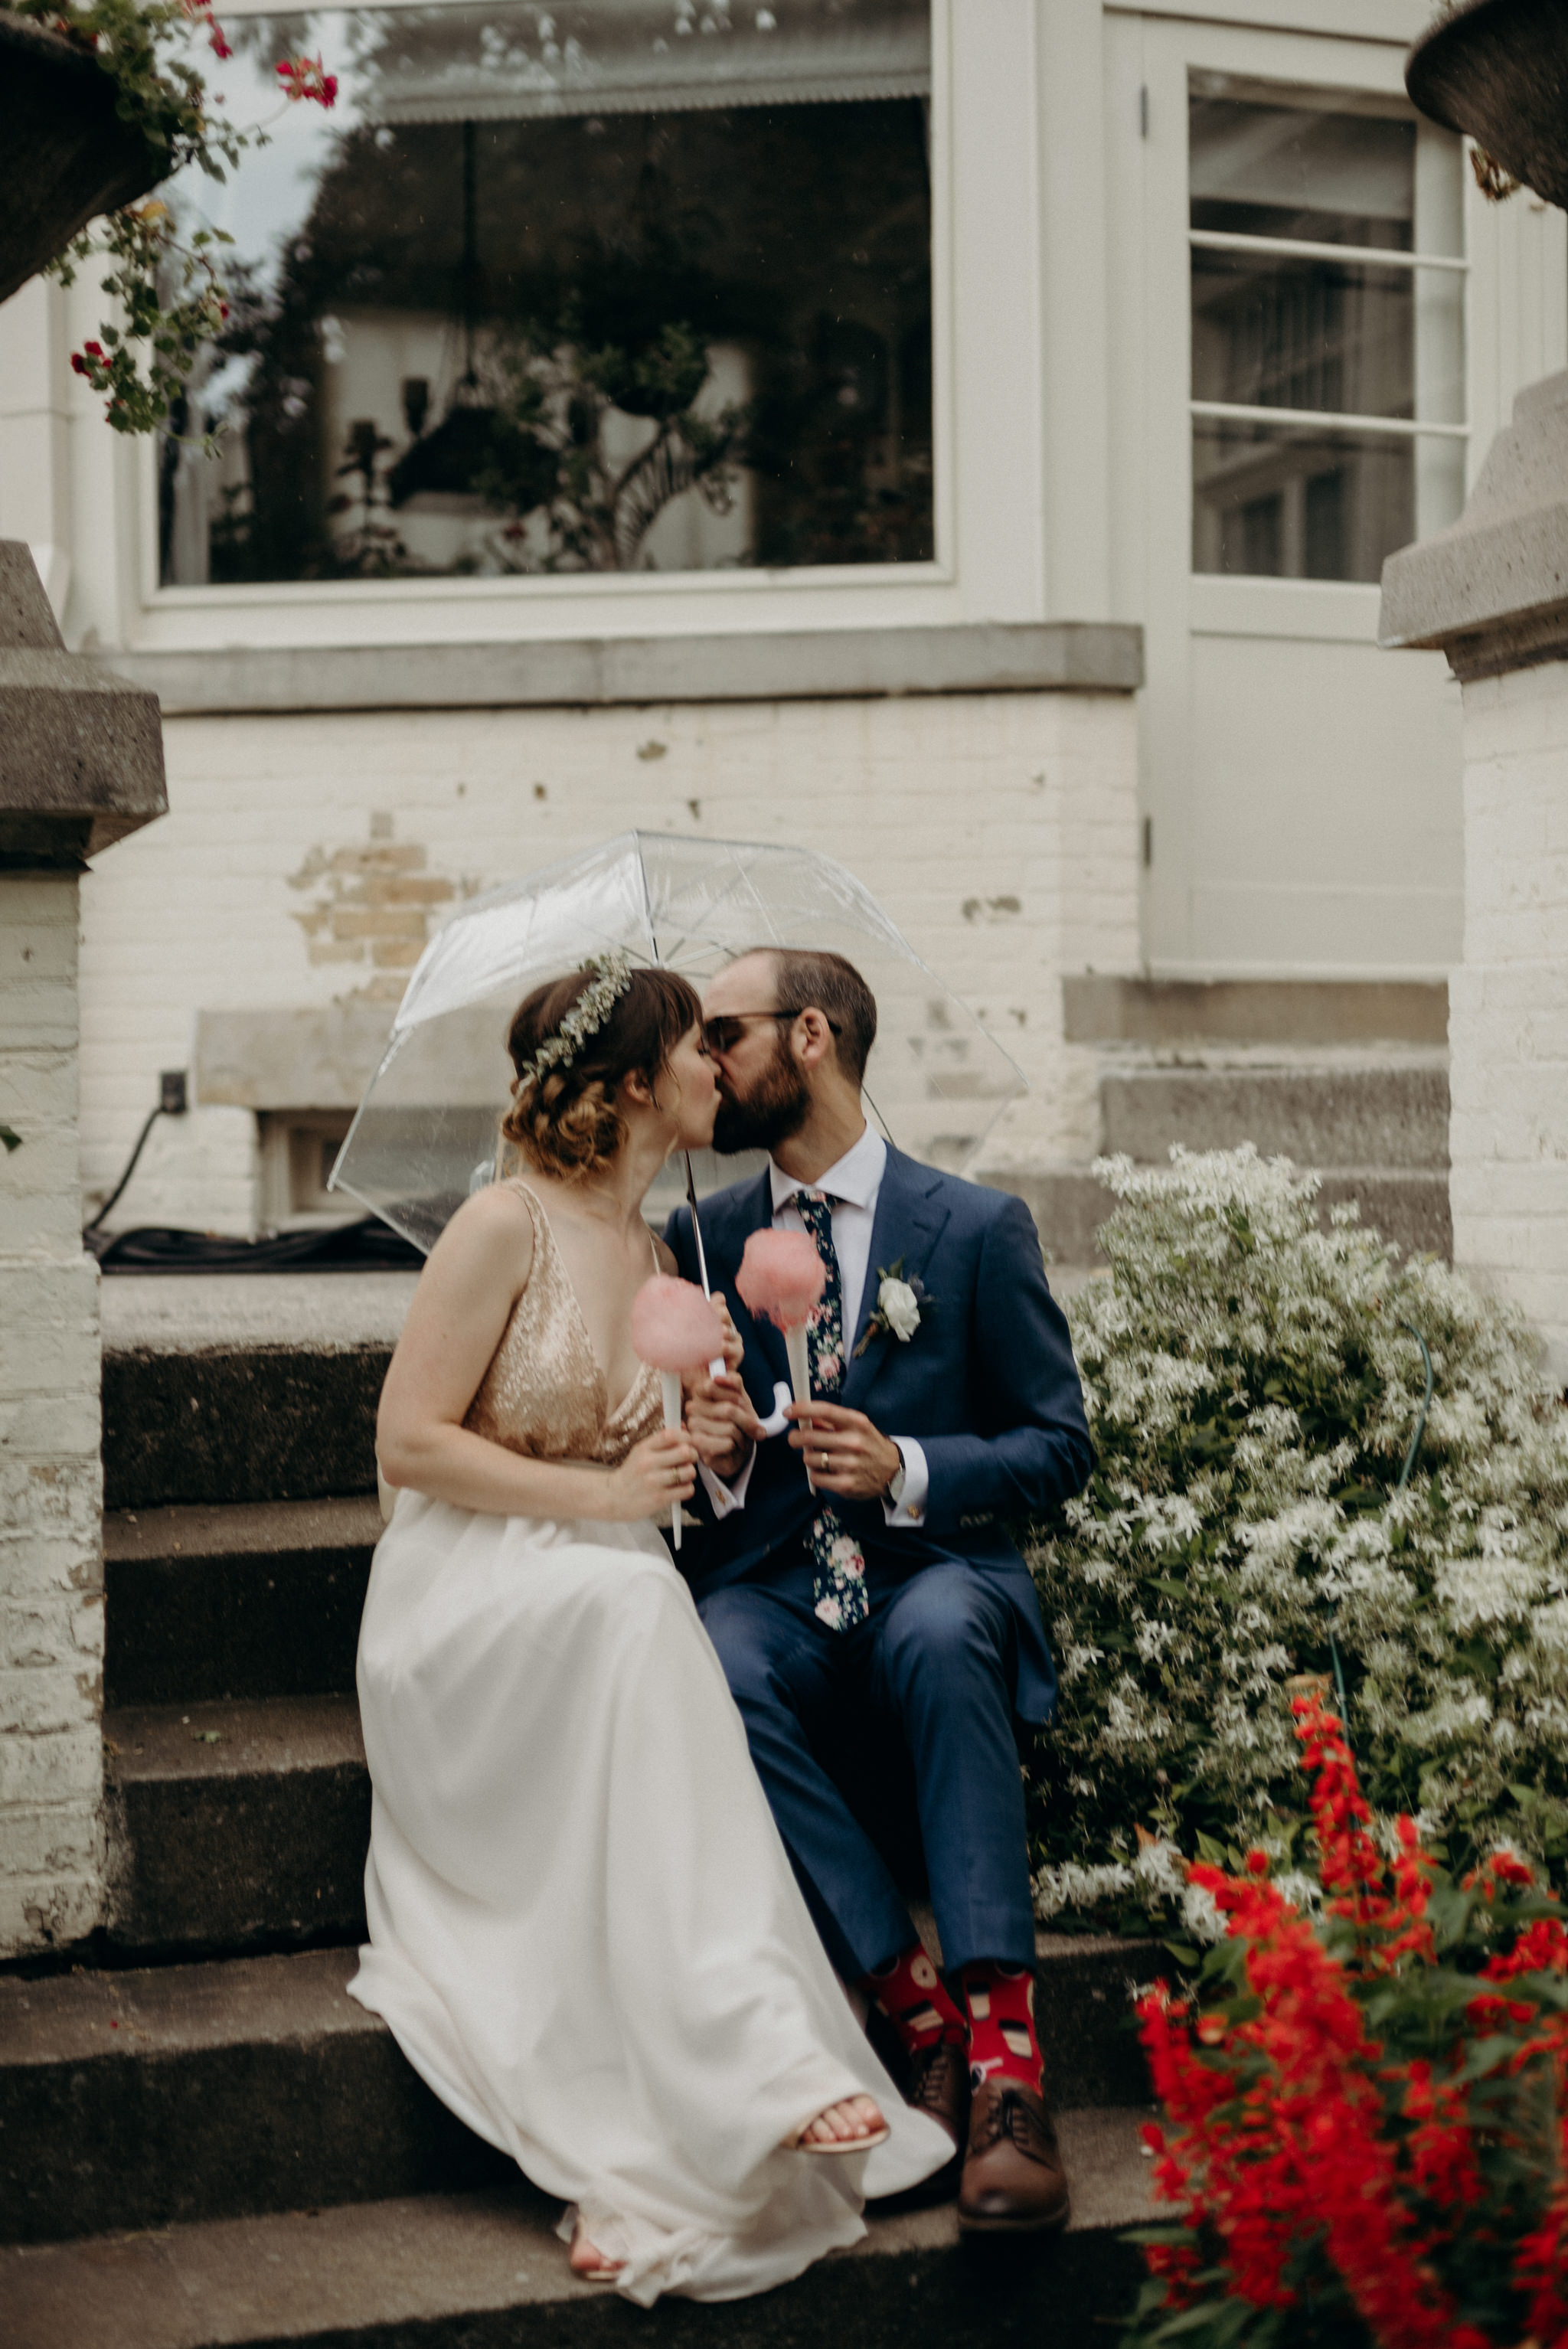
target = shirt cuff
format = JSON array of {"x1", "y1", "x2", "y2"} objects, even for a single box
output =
[
  {"x1": 882, "y1": 1436, "x2": 929, "y2": 1527},
  {"x1": 698, "y1": 1442, "x2": 756, "y2": 1518}
]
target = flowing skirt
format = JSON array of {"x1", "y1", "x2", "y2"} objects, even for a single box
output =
[{"x1": 348, "y1": 1492, "x2": 949, "y2": 2305}]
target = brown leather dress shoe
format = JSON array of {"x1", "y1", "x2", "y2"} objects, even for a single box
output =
[
  {"x1": 956, "y1": 2078, "x2": 1072, "y2": 2234},
  {"x1": 909, "y1": 2037, "x2": 970, "y2": 2156},
  {"x1": 866, "y1": 2039, "x2": 969, "y2": 2213}
]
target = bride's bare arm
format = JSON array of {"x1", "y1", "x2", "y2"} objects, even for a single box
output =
[{"x1": 377, "y1": 1188, "x2": 696, "y2": 1521}]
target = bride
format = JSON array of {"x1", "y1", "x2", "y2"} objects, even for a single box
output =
[{"x1": 349, "y1": 956, "x2": 949, "y2": 2304}]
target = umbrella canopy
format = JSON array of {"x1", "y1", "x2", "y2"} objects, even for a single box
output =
[{"x1": 330, "y1": 829, "x2": 1026, "y2": 1253}]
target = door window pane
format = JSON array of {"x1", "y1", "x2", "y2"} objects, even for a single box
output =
[
  {"x1": 1188, "y1": 77, "x2": 1464, "y2": 583},
  {"x1": 160, "y1": 1, "x2": 933, "y2": 586}
]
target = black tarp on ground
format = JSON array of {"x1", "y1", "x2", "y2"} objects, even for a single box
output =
[{"x1": 87, "y1": 1219, "x2": 424, "y2": 1273}]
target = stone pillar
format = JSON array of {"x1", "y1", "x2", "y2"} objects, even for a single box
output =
[
  {"x1": 1380, "y1": 371, "x2": 1568, "y2": 1376},
  {"x1": 0, "y1": 541, "x2": 164, "y2": 1952}
]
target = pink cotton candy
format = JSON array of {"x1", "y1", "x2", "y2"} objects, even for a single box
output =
[
  {"x1": 631, "y1": 1275, "x2": 726, "y2": 1372},
  {"x1": 735, "y1": 1227, "x2": 825, "y2": 1331}
]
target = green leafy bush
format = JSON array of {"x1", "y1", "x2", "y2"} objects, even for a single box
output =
[{"x1": 1025, "y1": 1148, "x2": 1568, "y2": 1941}]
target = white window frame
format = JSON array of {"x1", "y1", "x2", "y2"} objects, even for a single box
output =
[
  {"x1": 98, "y1": 0, "x2": 1057, "y2": 652},
  {"x1": 1109, "y1": 14, "x2": 1471, "y2": 654}
]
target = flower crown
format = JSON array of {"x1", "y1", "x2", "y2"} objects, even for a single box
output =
[{"x1": 512, "y1": 951, "x2": 635, "y2": 1093}]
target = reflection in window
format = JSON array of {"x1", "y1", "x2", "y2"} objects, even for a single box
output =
[
  {"x1": 1189, "y1": 77, "x2": 1465, "y2": 583},
  {"x1": 160, "y1": 2, "x2": 933, "y2": 585}
]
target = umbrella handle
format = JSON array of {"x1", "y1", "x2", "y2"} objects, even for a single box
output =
[
  {"x1": 682, "y1": 1151, "x2": 726, "y2": 1380},
  {"x1": 684, "y1": 1152, "x2": 711, "y2": 1294}
]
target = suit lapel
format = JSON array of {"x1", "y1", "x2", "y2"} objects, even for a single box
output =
[{"x1": 842, "y1": 1147, "x2": 949, "y2": 1406}]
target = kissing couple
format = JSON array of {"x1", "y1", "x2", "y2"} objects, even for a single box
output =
[{"x1": 349, "y1": 946, "x2": 1092, "y2": 2304}]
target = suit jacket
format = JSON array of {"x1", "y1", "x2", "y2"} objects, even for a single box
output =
[{"x1": 663, "y1": 1145, "x2": 1092, "y2": 1725}]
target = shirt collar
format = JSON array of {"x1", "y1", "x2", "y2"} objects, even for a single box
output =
[{"x1": 769, "y1": 1122, "x2": 887, "y2": 1214}]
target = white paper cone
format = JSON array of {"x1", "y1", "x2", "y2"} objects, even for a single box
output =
[
  {"x1": 784, "y1": 1322, "x2": 815, "y2": 1494},
  {"x1": 660, "y1": 1368, "x2": 684, "y2": 1550}
]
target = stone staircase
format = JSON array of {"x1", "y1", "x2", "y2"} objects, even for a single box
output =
[
  {"x1": 0, "y1": 1276, "x2": 1158, "y2": 2348},
  {"x1": 991, "y1": 978, "x2": 1452, "y2": 1268}
]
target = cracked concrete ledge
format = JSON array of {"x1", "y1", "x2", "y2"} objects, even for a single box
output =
[{"x1": 86, "y1": 622, "x2": 1145, "y2": 717}]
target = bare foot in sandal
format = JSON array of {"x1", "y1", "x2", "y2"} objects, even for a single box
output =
[
  {"x1": 790, "y1": 2093, "x2": 889, "y2": 2153},
  {"x1": 568, "y1": 2223, "x2": 623, "y2": 2282}
]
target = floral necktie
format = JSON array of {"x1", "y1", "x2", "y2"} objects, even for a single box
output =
[{"x1": 792, "y1": 1190, "x2": 870, "y2": 1632}]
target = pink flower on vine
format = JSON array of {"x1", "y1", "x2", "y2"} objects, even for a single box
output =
[{"x1": 276, "y1": 54, "x2": 338, "y2": 106}]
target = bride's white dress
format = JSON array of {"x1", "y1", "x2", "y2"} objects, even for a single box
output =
[{"x1": 348, "y1": 1181, "x2": 949, "y2": 2305}]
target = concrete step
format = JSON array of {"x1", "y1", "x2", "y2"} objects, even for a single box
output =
[
  {"x1": 1063, "y1": 972, "x2": 1448, "y2": 1048},
  {"x1": 105, "y1": 1499, "x2": 381, "y2": 1707},
  {"x1": 0, "y1": 1942, "x2": 1154, "y2": 2246},
  {"x1": 100, "y1": 1273, "x2": 416, "y2": 1512},
  {"x1": 103, "y1": 1697, "x2": 369, "y2": 1958},
  {"x1": 995, "y1": 1162, "x2": 1452, "y2": 1267},
  {"x1": 0, "y1": 2116, "x2": 1154, "y2": 2347},
  {"x1": 97, "y1": 1684, "x2": 1152, "y2": 2079},
  {"x1": 1099, "y1": 1060, "x2": 1449, "y2": 1170},
  {"x1": 102, "y1": 1345, "x2": 387, "y2": 1512},
  {"x1": 0, "y1": 1949, "x2": 508, "y2": 2247}
]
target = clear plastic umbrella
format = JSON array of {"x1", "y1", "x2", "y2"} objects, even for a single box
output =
[{"x1": 329, "y1": 830, "x2": 1027, "y2": 1254}]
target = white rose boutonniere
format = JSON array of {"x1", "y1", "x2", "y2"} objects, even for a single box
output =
[
  {"x1": 880, "y1": 1278, "x2": 921, "y2": 1341},
  {"x1": 854, "y1": 1258, "x2": 935, "y2": 1357}
]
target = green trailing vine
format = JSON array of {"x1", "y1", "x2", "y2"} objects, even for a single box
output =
[{"x1": 11, "y1": 0, "x2": 335, "y2": 436}]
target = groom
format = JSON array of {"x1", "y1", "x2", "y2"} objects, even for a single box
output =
[{"x1": 663, "y1": 949, "x2": 1091, "y2": 2232}]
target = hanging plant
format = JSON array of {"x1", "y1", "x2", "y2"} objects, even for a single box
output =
[{"x1": 8, "y1": 0, "x2": 335, "y2": 436}]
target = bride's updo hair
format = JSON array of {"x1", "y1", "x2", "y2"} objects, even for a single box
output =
[{"x1": 500, "y1": 964, "x2": 704, "y2": 1181}]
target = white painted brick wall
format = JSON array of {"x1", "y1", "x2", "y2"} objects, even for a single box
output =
[
  {"x1": 1449, "y1": 659, "x2": 1568, "y2": 1376},
  {"x1": 0, "y1": 871, "x2": 104, "y2": 1955},
  {"x1": 77, "y1": 690, "x2": 1141, "y2": 1227}
]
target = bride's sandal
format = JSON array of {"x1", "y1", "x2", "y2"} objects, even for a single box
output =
[
  {"x1": 788, "y1": 2094, "x2": 892, "y2": 2156},
  {"x1": 568, "y1": 2223, "x2": 623, "y2": 2284}
]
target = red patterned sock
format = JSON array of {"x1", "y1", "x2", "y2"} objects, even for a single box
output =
[
  {"x1": 864, "y1": 1942, "x2": 966, "y2": 2058},
  {"x1": 961, "y1": 1961, "x2": 1044, "y2": 2090}
]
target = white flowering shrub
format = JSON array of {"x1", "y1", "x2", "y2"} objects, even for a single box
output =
[{"x1": 1025, "y1": 1148, "x2": 1568, "y2": 1939}]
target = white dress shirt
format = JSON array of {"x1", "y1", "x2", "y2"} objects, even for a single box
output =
[{"x1": 701, "y1": 1122, "x2": 930, "y2": 1527}]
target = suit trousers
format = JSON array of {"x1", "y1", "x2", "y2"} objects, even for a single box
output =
[{"x1": 698, "y1": 1552, "x2": 1037, "y2": 1982}]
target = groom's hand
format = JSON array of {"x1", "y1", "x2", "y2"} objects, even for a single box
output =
[{"x1": 785, "y1": 1403, "x2": 902, "y2": 1501}]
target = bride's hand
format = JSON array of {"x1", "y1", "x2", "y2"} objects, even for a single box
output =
[
  {"x1": 607, "y1": 1426, "x2": 698, "y2": 1522},
  {"x1": 710, "y1": 1290, "x2": 745, "y2": 1376}
]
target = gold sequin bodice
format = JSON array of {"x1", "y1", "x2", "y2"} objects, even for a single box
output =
[{"x1": 464, "y1": 1181, "x2": 663, "y2": 1468}]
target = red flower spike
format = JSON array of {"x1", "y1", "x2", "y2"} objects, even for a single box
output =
[{"x1": 1134, "y1": 1691, "x2": 1566, "y2": 2349}]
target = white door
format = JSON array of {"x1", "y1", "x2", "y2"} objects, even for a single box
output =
[{"x1": 1105, "y1": 8, "x2": 1566, "y2": 980}]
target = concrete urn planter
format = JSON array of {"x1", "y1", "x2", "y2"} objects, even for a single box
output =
[
  {"x1": 1406, "y1": 0, "x2": 1568, "y2": 208},
  {"x1": 0, "y1": 8, "x2": 167, "y2": 308}
]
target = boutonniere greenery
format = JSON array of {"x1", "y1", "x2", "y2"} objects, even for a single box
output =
[{"x1": 854, "y1": 1259, "x2": 935, "y2": 1357}]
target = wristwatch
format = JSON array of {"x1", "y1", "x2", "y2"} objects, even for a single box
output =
[{"x1": 885, "y1": 1443, "x2": 906, "y2": 1508}]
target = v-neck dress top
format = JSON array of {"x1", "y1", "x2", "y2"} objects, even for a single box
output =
[
  {"x1": 464, "y1": 1180, "x2": 662, "y2": 1469},
  {"x1": 348, "y1": 1181, "x2": 949, "y2": 2306}
]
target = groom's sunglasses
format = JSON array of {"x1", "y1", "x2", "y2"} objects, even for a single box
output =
[{"x1": 700, "y1": 1008, "x2": 842, "y2": 1058}]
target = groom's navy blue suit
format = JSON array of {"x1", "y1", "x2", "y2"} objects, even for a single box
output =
[{"x1": 665, "y1": 1145, "x2": 1090, "y2": 1981}]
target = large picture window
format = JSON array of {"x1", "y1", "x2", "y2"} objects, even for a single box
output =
[
  {"x1": 160, "y1": 0, "x2": 933, "y2": 586},
  {"x1": 1188, "y1": 74, "x2": 1465, "y2": 584}
]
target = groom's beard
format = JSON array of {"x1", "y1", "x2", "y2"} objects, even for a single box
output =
[{"x1": 711, "y1": 1036, "x2": 811, "y2": 1155}]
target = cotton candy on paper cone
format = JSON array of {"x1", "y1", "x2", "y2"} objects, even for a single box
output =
[
  {"x1": 735, "y1": 1230, "x2": 825, "y2": 1329},
  {"x1": 631, "y1": 1276, "x2": 725, "y2": 1372},
  {"x1": 631, "y1": 1279, "x2": 719, "y2": 1553},
  {"x1": 782, "y1": 1323, "x2": 818, "y2": 1496},
  {"x1": 736, "y1": 1230, "x2": 825, "y2": 1494},
  {"x1": 658, "y1": 1370, "x2": 685, "y2": 1551}
]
